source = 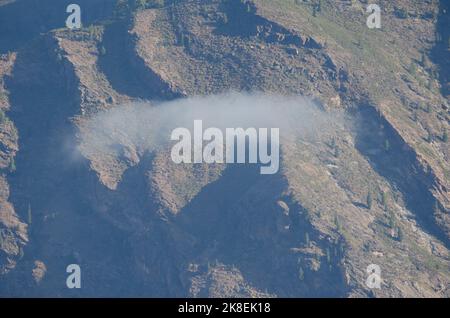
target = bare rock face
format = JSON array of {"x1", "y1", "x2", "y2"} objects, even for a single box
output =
[
  {"x1": 275, "y1": 200, "x2": 290, "y2": 233},
  {"x1": 31, "y1": 260, "x2": 46, "y2": 284},
  {"x1": 0, "y1": 52, "x2": 27, "y2": 275},
  {"x1": 0, "y1": 176, "x2": 27, "y2": 275}
]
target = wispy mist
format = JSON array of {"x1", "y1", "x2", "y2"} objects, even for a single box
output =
[{"x1": 77, "y1": 92, "x2": 345, "y2": 170}]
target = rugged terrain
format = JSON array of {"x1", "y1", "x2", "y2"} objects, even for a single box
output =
[{"x1": 0, "y1": 0, "x2": 449, "y2": 297}]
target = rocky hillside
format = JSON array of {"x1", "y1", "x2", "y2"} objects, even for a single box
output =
[{"x1": 0, "y1": 0, "x2": 449, "y2": 297}]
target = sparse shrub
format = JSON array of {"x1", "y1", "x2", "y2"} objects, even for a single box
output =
[
  {"x1": 395, "y1": 7, "x2": 408, "y2": 19},
  {"x1": 136, "y1": 0, "x2": 164, "y2": 9},
  {"x1": 86, "y1": 25, "x2": 102, "y2": 40}
]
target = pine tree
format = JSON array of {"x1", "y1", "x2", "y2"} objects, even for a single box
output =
[
  {"x1": 326, "y1": 247, "x2": 331, "y2": 264},
  {"x1": 179, "y1": 33, "x2": 185, "y2": 46},
  {"x1": 426, "y1": 127, "x2": 433, "y2": 142},
  {"x1": 305, "y1": 232, "x2": 310, "y2": 247},
  {"x1": 434, "y1": 200, "x2": 440, "y2": 214},
  {"x1": 135, "y1": 0, "x2": 147, "y2": 9},
  {"x1": 381, "y1": 191, "x2": 388, "y2": 210},
  {"x1": 408, "y1": 62, "x2": 417, "y2": 75},
  {"x1": 442, "y1": 129, "x2": 448, "y2": 143},
  {"x1": 184, "y1": 34, "x2": 191, "y2": 51},
  {"x1": 334, "y1": 214, "x2": 341, "y2": 232},
  {"x1": 27, "y1": 203, "x2": 32, "y2": 225},
  {"x1": 397, "y1": 226, "x2": 403, "y2": 241},
  {"x1": 8, "y1": 157, "x2": 16, "y2": 173},
  {"x1": 384, "y1": 139, "x2": 390, "y2": 152},
  {"x1": 420, "y1": 53, "x2": 426, "y2": 66},
  {"x1": 388, "y1": 210, "x2": 396, "y2": 228},
  {"x1": 334, "y1": 146, "x2": 340, "y2": 158},
  {"x1": 0, "y1": 109, "x2": 6, "y2": 123},
  {"x1": 298, "y1": 266, "x2": 305, "y2": 281},
  {"x1": 367, "y1": 191, "x2": 373, "y2": 210},
  {"x1": 330, "y1": 137, "x2": 336, "y2": 149}
]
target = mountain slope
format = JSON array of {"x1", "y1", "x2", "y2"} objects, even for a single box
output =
[{"x1": 0, "y1": 0, "x2": 449, "y2": 297}]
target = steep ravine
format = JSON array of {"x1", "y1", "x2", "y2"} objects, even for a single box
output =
[
  {"x1": 355, "y1": 105, "x2": 450, "y2": 248},
  {"x1": 98, "y1": 17, "x2": 178, "y2": 100},
  {"x1": 431, "y1": 0, "x2": 450, "y2": 97},
  {"x1": 1, "y1": 35, "x2": 134, "y2": 296}
]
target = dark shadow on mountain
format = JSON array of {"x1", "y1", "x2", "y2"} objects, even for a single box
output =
[
  {"x1": 0, "y1": 0, "x2": 115, "y2": 54},
  {"x1": 97, "y1": 19, "x2": 180, "y2": 100},
  {"x1": 430, "y1": 0, "x2": 450, "y2": 97},
  {"x1": 354, "y1": 105, "x2": 450, "y2": 248}
]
